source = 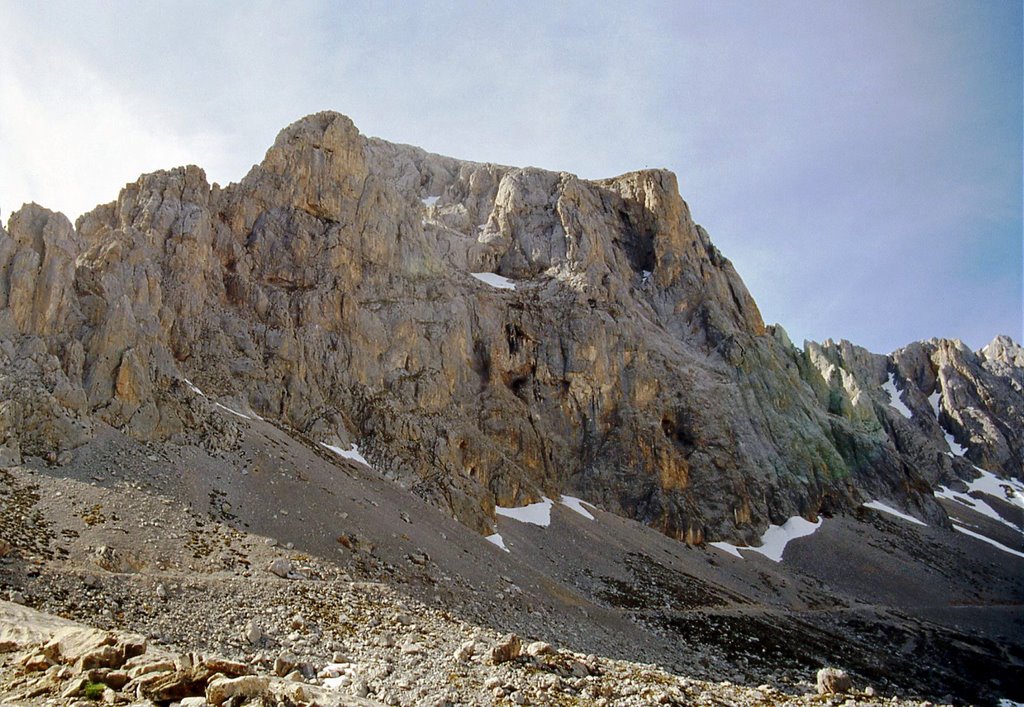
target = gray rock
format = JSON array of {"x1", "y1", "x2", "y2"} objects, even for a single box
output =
[
  {"x1": 274, "y1": 651, "x2": 298, "y2": 677},
  {"x1": 453, "y1": 640, "x2": 476, "y2": 662},
  {"x1": 817, "y1": 667, "x2": 853, "y2": 695},
  {"x1": 242, "y1": 620, "x2": 263, "y2": 645},
  {"x1": 525, "y1": 641, "x2": 555, "y2": 657},
  {"x1": 205, "y1": 675, "x2": 268, "y2": 705},
  {"x1": 267, "y1": 558, "x2": 293, "y2": 578},
  {"x1": 486, "y1": 633, "x2": 521, "y2": 665}
]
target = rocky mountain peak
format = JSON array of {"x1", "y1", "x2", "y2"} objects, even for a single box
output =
[
  {"x1": 0, "y1": 111, "x2": 1020, "y2": 545},
  {"x1": 1, "y1": 110, "x2": 1022, "y2": 707}
]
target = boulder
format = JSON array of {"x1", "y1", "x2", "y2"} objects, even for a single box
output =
[
  {"x1": 267, "y1": 558, "x2": 294, "y2": 578},
  {"x1": 486, "y1": 633, "x2": 522, "y2": 665},
  {"x1": 205, "y1": 675, "x2": 269, "y2": 706},
  {"x1": 453, "y1": 640, "x2": 476, "y2": 662},
  {"x1": 816, "y1": 667, "x2": 853, "y2": 695},
  {"x1": 525, "y1": 641, "x2": 556, "y2": 657}
]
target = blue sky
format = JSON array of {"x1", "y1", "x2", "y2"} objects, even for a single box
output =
[{"x1": 1, "y1": 1, "x2": 1020, "y2": 353}]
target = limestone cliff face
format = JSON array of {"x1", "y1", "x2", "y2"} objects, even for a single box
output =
[{"x1": 0, "y1": 111, "x2": 1020, "y2": 541}]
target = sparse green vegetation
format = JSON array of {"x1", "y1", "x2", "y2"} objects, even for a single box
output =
[{"x1": 83, "y1": 681, "x2": 106, "y2": 700}]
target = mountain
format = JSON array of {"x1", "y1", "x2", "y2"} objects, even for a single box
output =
[{"x1": 0, "y1": 111, "x2": 1021, "y2": 705}]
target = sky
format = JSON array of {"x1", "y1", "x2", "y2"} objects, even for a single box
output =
[{"x1": 0, "y1": 0, "x2": 1020, "y2": 353}]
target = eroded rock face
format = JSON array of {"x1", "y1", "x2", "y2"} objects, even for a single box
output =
[{"x1": 0, "y1": 111, "x2": 1020, "y2": 543}]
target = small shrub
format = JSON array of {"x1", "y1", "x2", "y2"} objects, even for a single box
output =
[{"x1": 83, "y1": 682, "x2": 106, "y2": 701}]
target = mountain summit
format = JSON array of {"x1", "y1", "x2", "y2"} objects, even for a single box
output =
[
  {"x1": 2, "y1": 111, "x2": 1018, "y2": 542},
  {"x1": 1, "y1": 112, "x2": 1021, "y2": 705}
]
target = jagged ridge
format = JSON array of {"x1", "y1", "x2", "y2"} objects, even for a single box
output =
[{"x1": 1, "y1": 111, "x2": 1021, "y2": 544}]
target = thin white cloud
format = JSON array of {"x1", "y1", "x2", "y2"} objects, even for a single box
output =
[{"x1": 0, "y1": 35, "x2": 229, "y2": 221}]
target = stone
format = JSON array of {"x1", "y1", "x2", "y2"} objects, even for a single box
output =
[
  {"x1": 453, "y1": 640, "x2": 476, "y2": 662},
  {"x1": 525, "y1": 641, "x2": 555, "y2": 657},
  {"x1": 61, "y1": 676, "x2": 90, "y2": 698},
  {"x1": 267, "y1": 558, "x2": 294, "y2": 578},
  {"x1": 205, "y1": 675, "x2": 269, "y2": 705},
  {"x1": 400, "y1": 641, "x2": 425, "y2": 655},
  {"x1": 127, "y1": 659, "x2": 176, "y2": 679},
  {"x1": 21, "y1": 652, "x2": 54, "y2": 671},
  {"x1": 486, "y1": 633, "x2": 521, "y2": 665},
  {"x1": 201, "y1": 656, "x2": 251, "y2": 677},
  {"x1": 274, "y1": 651, "x2": 298, "y2": 677},
  {"x1": 817, "y1": 667, "x2": 853, "y2": 695},
  {"x1": 242, "y1": 620, "x2": 263, "y2": 645},
  {"x1": 77, "y1": 644, "x2": 123, "y2": 671},
  {"x1": 570, "y1": 660, "x2": 590, "y2": 678}
]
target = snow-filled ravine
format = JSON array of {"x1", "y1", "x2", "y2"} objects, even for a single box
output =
[
  {"x1": 935, "y1": 468, "x2": 1024, "y2": 531},
  {"x1": 710, "y1": 516, "x2": 823, "y2": 562},
  {"x1": 944, "y1": 433, "x2": 968, "y2": 457},
  {"x1": 881, "y1": 373, "x2": 913, "y2": 419},
  {"x1": 935, "y1": 466, "x2": 1024, "y2": 559}
]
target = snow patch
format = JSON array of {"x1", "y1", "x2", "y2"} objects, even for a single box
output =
[
  {"x1": 863, "y1": 500, "x2": 927, "y2": 526},
  {"x1": 421, "y1": 195, "x2": 439, "y2": 207},
  {"x1": 213, "y1": 402, "x2": 253, "y2": 420},
  {"x1": 748, "y1": 517, "x2": 823, "y2": 562},
  {"x1": 944, "y1": 432, "x2": 968, "y2": 456},
  {"x1": 951, "y1": 523, "x2": 1024, "y2": 559},
  {"x1": 709, "y1": 541, "x2": 744, "y2": 559},
  {"x1": 931, "y1": 383, "x2": 967, "y2": 456},
  {"x1": 881, "y1": 373, "x2": 913, "y2": 419},
  {"x1": 969, "y1": 467, "x2": 1024, "y2": 510},
  {"x1": 935, "y1": 468, "x2": 1024, "y2": 534},
  {"x1": 188, "y1": 380, "x2": 263, "y2": 421},
  {"x1": 485, "y1": 533, "x2": 510, "y2": 552},
  {"x1": 321, "y1": 443, "x2": 372, "y2": 468},
  {"x1": 559, "y1": 495, "x2": 595, "y2": 520},
  {"x1": 495, "y1": 497, "x2": 553, "y2": 527},
  {"x1": 470, "y1": 272, "x2": 517, "y2": 290},
  {"x1": 710, "y1": 516, "x2": 823, "y2": 563}
]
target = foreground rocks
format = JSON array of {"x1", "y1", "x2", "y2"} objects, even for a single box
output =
[{"x1": 0, "y1": 600, "x2": 943, "y2": 706}]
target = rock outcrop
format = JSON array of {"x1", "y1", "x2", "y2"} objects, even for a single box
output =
[{"x1": 0, "y1": 111, "x2": 1020, "y2": 543}]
